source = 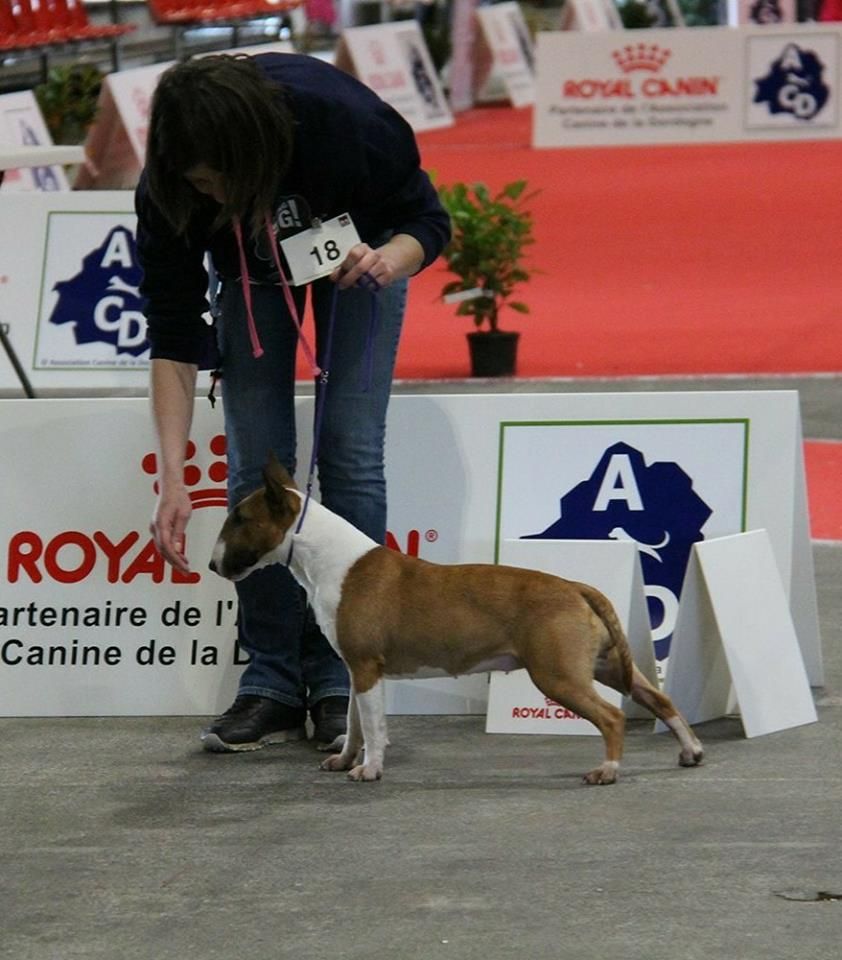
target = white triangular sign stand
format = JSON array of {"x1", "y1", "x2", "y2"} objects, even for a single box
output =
[
  {"x1": 486, "y1": 539, "x2": 657, "y2": 735},
  {"x1": 663, "y1": 530, "x2": 817, "y2": 738},
  {"x1": 474, "y1": 2, "x2": 536, "y2": 107},
  {"x1": 335, "y1": 21, "x2": 453, "y2": 131},
  {"x1": 76, "y1": 63, "x2": 172, "y2": 190},
  {"x1": 561, "y1": 0, "x2": 623, "y2": 30}
]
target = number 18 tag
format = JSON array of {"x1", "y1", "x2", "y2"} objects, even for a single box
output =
[{"x1": 279, "y1": 213, "x2": 361, "y2": 286}]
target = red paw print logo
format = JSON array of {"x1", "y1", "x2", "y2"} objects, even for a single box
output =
[{"x1": 142, "y1": 435, "x2": 228, "y2": 508}]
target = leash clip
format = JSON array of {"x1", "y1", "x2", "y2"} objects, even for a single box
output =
[{"x1": 207, "y1": 369, "x2": 222, "y2": 408}]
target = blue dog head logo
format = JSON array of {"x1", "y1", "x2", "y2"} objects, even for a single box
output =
[
  {"x1": 48, "y1": 226, "x2": 148, "y2": 357},
  {"x1": 753, "y1": 43, "x2": 829, "y2": 121},
  {"x1": 522, "y1": 441, "x2": 712, "y2": 660}
]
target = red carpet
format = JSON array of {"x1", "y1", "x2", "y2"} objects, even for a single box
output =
[
  {"x1": 397, "y1": 105, "x2": 842, "y2": 381},
  {"x1": 804, "y1": 441, "x2": 842, "y2": 541}
]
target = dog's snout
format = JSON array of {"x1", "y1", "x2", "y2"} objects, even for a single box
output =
[{"x1": 209, "y1": 538, "x2": 229, "y2": 579}]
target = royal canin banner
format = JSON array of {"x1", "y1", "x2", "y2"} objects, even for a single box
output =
[
  {"x1": 0, "y1": 391, "x2": 818, "y2": 718},
  {"x1": 534, "y1": 24, "x2": 842, "y2": 147}
]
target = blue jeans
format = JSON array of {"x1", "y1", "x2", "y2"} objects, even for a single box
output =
[{"x1": 217, "y1": 275, "x2": 407, "y2": 710}]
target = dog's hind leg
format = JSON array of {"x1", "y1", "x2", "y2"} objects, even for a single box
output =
[
  {"x1": 596, "y1": 661, "x2": 704, "y2": 768},
  {"x1": 528, "y1": 657, "x2": 626, "y2": 784},
  {"x1": 629, "y1": 666, "x2": 703, "y2": 767}
]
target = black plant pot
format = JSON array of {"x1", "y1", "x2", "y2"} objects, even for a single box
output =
[{"x1": 467, "y1": 330, "x2": 520, "y2": 377}]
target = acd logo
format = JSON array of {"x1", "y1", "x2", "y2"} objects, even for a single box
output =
[
  {"x1": 48, "y1": 226, "x2": 148, "y2": 355},
  {"x1": 522, "y1": 442, "x2": 712, "y2": 661},
  {"x1": 753, "y1": 42, "x2": 830, "y2": 121}
]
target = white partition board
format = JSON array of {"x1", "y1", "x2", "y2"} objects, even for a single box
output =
[
  {"x1": 486, "y1": 539, "x2": 657, "y2": 735},
  {"x1": 0, "y1": 391, "x2": 818, "y2": 718},
  {"x1": 664, "y1": 530, "x2": 817, "y2": 738},
  {"x1": 790, "y1": 418, "x2": 823, "y2": 685}
]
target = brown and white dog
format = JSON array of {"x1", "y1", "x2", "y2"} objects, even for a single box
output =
[{"x1": 209, "y1": 457, "x2": 704, "y2": 785}]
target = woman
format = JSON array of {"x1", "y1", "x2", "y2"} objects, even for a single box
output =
[{"x1": 136, "y1": 53, "x2": 450, "y2": 753}]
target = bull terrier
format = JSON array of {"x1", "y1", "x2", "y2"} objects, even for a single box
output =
[{"x1": 210, "y1": 457, "x2": 704, "y2": 785}]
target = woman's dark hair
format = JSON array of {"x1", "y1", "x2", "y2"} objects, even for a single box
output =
[{"x1": 145, "y1": 55, "x2": 294, "y2": 238}]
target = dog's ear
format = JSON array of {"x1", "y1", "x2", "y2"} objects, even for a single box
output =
[
  {"x1": 263, "y1": 454, "x2": 298, "y2": 518},
  {"x1": 264, "y1": 452, "x2": 297, "y2": 490}
]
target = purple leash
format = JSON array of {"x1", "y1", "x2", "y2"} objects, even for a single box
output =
[{"x1": 286, "y1": 273, "x2": 380, "y2": 565}]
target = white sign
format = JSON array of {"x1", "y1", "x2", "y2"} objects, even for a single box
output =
[
  {"x1": 475, "y1": 2, "x2": 536, "y2": 107},
  {"x1": 74, "y1": 45, "x2": 295, "y2": 190},
  {"x1": 561, "y1": 0, "x2": 623, "y2": 31},
  {"x1": 0, "y1": 390, "x2": 817, "y2": 717},
  {"x1": 280, "y1": 212, "x2": 361, "y2": 285},
  {"x1": 0, "y1": 191, "x2": 149, "y2": 393},
  {"x1": 0, "y1": 91, "x2": 70, "y2": 192},
  {"x1": 335, "y1": 21, "x2": 454, "y2": 130},
  {"x1": 728, "y1": 0, "x2": 796, "y2": 26},
  {"x1": 76, "y1": 63, "x2": 172, "y2": 190},
  {"x1": 449, "y1": 0, "x2": 481, "y2": 111},
  {"x1": 534, "y1": 24, "x2": 842, "y2": 147},
  {"x1": 665, "y1": 531, "x2": 817, "y2": 736}
]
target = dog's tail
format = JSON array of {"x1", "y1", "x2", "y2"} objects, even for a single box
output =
[{"x1": 578, "y1": 583, "x2": 634, "y2": 696}]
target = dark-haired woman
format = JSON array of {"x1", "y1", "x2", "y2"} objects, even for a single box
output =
[{"x1": 135, "y1": 53, "x2": 450, "y2": 754}]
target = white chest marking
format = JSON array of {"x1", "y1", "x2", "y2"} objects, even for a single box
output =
[{"x1": 284, "y1": 499, "x2": 377, "y2": 654}]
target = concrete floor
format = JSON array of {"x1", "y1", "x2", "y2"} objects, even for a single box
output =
[{"x1": 3, "y1": 375, "x2": 841, "y2": 959}]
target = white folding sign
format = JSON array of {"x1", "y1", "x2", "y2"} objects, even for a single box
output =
[
  {"x1": 0, "y1": 91, "x2": 70, "y2": 192},
  {"x1": 664, "y1": 531, "x2": 817, "y2": 737},
  {"x1": 335, "y1": 21, "x2": 454, "y2": 130},
  {"x1": 76, "y1": 63, "x2": 172, "y2": 190},
  {"x1": 475, "y1": 2, "x2": 536, "y2": 107}
]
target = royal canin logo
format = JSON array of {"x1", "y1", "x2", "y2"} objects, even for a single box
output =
[
  {"x1": 140, "y1": 437, "x2": 229, "y2": 509},
  {"x1": 6, "y1": 438, "x2": 422, "y2": 585},
  {"x1": 563, "y1": 45, "x2": 720, "y2": 100},
  {"x1": 612, "y1": 44, "x2": 672, "y2": 73}
]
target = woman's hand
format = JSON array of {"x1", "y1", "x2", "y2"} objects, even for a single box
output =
[
  {"x1": 331, "y1": 234, "x2": 425, "y2": 290},
  {"x1": 149, "y1": 358, "x2": 198, "y2": 574},
  {"x1": 151, "y1": 481, "x2": 193, "y2": 574}
]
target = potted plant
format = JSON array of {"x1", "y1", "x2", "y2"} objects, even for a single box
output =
[
  {"x1": 436, "y1": 178, "x2": 537, "y2": 377},
  {"x1": 35, "y1": 63, "x2": 104, "y2": 146}
]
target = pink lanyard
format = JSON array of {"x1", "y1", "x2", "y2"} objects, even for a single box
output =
[
  {"x1": 229, "y1": 213, "x2": 380, "y2": 555},
  {"x1": 231, "y1": 215, "x2": 321, "y2": 376}
]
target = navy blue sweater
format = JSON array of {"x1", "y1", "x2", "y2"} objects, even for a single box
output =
[{"x1": 135, "y1": 53, "x2": 451, "y2": 364}]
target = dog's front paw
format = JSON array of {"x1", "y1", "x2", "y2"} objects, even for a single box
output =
[
  {"x1": 320, "y1": 752, "x2": 355, "y2": 772},
  {"x1": 348, "y1": 762, "x2": 382, "y2": 782}
]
